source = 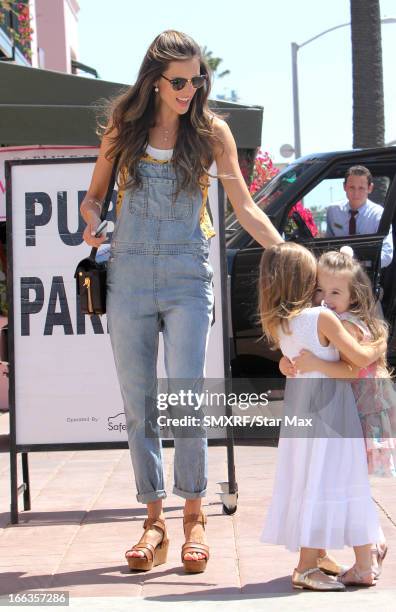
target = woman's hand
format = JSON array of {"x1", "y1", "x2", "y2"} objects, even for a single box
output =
[
  {"x1": 82, "y1": 212, "x2": 108, "y2": 248},
  {"x1": 294, "y1": 349, "x2": 320, "y2": 373},
  {"x1": 279, "y1": 355, "x2": 297, "y2": 377}
]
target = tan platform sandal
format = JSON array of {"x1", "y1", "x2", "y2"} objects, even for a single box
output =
[
  {"x1": 181, "y1": 511, "x2": 209, "y2": 574},
  {"x1": 125, "y1": 516, "x2": 169, "y2": 572}
]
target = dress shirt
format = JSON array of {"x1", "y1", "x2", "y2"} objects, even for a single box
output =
[{"x1": 326, "y1": 199, "x2": 393, "y2": 268}]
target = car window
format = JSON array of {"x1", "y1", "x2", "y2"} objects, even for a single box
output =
[
  {"x1": 303, "y1": 178, "x2": 345, "y2": 236},
  {"x1": 282, "y1": 174, "x2": 391, "y2": 241},
  {"x1": 255, "y1": 163, "x2": 315, "y2": 210}
]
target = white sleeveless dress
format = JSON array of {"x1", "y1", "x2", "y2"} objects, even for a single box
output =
[{"x1": 260, "y1": 306, "x2": 380, "y2": 551}]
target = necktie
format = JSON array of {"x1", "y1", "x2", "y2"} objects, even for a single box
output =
[{"x1": 349, "y1": 210, "x2": 358, "y2": 235}]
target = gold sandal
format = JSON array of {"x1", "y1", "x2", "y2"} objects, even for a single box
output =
[
  {"x1": 181, "y1": 511, "x2": 209, "y2": 574},
  {"x1": 339, "y1": 565, "x2": 377, "y2": 587},
  {"x1": 372, "y1": 543, "x2": 388, "y2": 579},
  {"x1": 125, "y1": 516, "x2": 169, "y2": 572},
  {"x1": 317, "y1": 553, "x2": 348, "y2": 576},
  {"x1": 292, "y1": 568, "x2": 345, "y2": 591}
]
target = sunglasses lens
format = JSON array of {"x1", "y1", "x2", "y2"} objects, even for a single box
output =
[
  {"x1": 167, "y1": 76, "x2": 206, "y2": 90},
  {"x1": 171, "y1": 79, "x2": 186, "y2": 91},
  {"x1": 192, "y1": 76, "x2": 206, "y2": 88}
]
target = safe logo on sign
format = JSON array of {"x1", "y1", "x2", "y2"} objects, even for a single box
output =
[{"x1": 108, "y1": 413, "x2": 126, "y2": 433}]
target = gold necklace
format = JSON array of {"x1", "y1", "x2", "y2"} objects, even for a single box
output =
[
  {"x1": 154, "y1": 124, "x2": 177, "y2": 145},
  {"x1": 162, "y1": 128, "x2": 172, "y2": 144}
]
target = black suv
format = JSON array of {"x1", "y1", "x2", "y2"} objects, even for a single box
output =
[{"x1": 226, "y1": 147, "x2": 396, "y2": 381}]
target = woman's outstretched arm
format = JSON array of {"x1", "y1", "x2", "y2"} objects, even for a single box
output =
[{"x1": 213, "y1": 118, "x2": 283, "y2": 249}]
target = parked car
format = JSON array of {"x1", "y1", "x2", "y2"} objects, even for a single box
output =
[{"x1": 226, "y1": 147, "x2": 396, "y2": 385}]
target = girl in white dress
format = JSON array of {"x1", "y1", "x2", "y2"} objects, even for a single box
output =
[
  {"x1": 258, "y1": 243, "x2": 385, "y2": 591},
  {"x1": 282, "y1": 247, "x2": 393, "y2": 583}
]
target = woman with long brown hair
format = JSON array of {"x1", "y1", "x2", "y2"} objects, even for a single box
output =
[{"x1": 81, "y1": 30, "x2": 282, "y2": 574}]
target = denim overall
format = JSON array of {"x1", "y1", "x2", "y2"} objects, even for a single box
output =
[{"x1": 107, "y1": 159, "x2": 214, "y2": 503}]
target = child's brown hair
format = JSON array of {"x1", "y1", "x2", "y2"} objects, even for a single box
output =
[
  {"x1": 258, "y1": 242, "x2": 317, "y2": 347},
  {"x1": 318, "y1": 250, "x2": 390, "y2": 376}
]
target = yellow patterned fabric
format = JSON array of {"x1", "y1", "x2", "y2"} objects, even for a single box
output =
[{"x1": 115, "y1": 154, "x2": 216, "y2": 240}]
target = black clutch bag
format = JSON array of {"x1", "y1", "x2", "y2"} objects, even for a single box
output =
[{"x1": 74, "y1": 157, "x2": 119, "y2": 316}]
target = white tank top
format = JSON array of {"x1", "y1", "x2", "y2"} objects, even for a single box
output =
[{"x1": 145, "y1": 143, "x2": 173, "y2": 161}]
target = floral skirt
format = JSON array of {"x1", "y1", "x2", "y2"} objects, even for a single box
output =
[{"x1": 353, "y1": 377, "x2": 396, "y2": 478}]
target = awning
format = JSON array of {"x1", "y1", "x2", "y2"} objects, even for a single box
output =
[{"x1": 0, "y1": 62, "x2": 263, "y2": 148}]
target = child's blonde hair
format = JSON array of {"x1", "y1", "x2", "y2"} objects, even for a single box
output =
[
  {"x1": 318, "y1": 250, "x2": 390, "y2": 376},
  {"x1": 259, "y1": 242, "x2": 317, "y2": 347}
]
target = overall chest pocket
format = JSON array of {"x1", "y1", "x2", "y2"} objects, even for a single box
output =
[
  {"x1": 128, "y1": 177, "x2": 194, "y2": 220},
  {"x1": 128, "y1": 183, "x2": 148, "y2": 217}
]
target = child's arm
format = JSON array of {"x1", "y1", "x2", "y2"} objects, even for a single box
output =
[
  {"x1": 294, "y1": 349, "x2": 360, "y2": 378},
  {"x1": 318, "y1": 310, "x2": 386, "y2": 368},
  {"x1": 279, "y1": 355, "x2": 297, "y2": 377},
  {"x1": 337, "y1": 319, "x2": 366, "y2": 367},
  {"x1": 294, "y1": 319, "x2": 362, "y2": 377}
]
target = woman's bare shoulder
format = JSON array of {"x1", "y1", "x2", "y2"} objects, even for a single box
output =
[
  {"x1": 211, "y1": 116, "x2": 236, "y2": 160},
  {"x1": 212, "y1": 116, "x2": 230, "y2": 137}
]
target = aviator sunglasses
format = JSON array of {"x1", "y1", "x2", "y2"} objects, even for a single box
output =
[{"x1": 160, "y1": 74, "x2": 208, "y2": 91}]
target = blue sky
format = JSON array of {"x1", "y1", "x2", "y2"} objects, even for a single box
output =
[{"x1": 77, "y1": 0, "x2": 396, "y2": 162}]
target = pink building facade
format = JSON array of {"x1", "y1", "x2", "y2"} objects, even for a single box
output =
[
  {"x1": 0, "y1": 0, "x2": 80, "y2": 74},
  {"x1": 34, "y1": 0, "x2": 80, "y2": 72}
]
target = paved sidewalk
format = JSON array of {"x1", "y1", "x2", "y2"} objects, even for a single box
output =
[{"x1": 0, "y1": 411, "x2": 395, "y2": 611}]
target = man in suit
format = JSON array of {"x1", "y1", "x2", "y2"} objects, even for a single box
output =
[{"x1": 326, "y1": 165, "x2": 393, "y2": 268}]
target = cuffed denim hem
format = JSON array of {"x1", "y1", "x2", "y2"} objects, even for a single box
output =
[
  {"x1": 136, "y1": 489, "x2": 167, "y2": 504},
  {"x1": 172, "y1": 486, "x2": 207, "y2": 500}
]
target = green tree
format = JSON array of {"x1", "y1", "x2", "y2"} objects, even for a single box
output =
[
  {"x1": 201, "y1": 46, "x2": 230, "y2": 79},
  {"x1": 201, "y1": 47, "x2": 238, "y2": 101}
]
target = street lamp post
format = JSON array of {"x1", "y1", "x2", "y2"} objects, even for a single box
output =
[
  {"x1": 291, "y1": 18, "x2": 396, "y2": 159},
  {"x1": 291, "y1": 42, "x2": 301, "y2": 159}
]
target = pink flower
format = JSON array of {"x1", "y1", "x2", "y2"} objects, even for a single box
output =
[
  {"x1": 249, "y1": 148, "x2": 279, "y2": 196},
  {"x1": 288, "y1": 201, "x2": 318, "y2": 236}
]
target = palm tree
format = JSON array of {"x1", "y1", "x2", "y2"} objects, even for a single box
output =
[
  {"x1": 350, "y1": 0, "x2": 386, "y2": 201},
  {"x1": 350, "y1": 0, "x2": 384, "y2": 148},
  {"x1": 201, "y1": 46, "x2": 238, "y2": 101},
  {"x1": 201, "y1": 46, "x2": 230, "y2": 80}
]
